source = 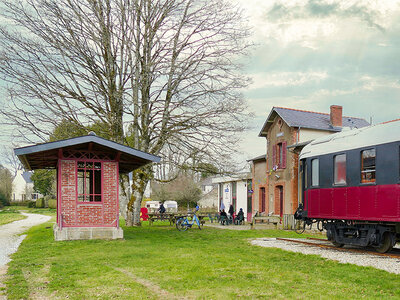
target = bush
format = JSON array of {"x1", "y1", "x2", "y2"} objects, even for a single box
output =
[
  {"x1": 0, "y1": 193, "x2": 9, "y2": 208},
  {"x1": 48, "y1": 199, "x2": 57, "y2": 209},
  {"x1": 36, "y1": 198, "x2": 45, "y2": 208},
  {"x1": 10, "y1": 200, "x2": 34, "y2": 207}
]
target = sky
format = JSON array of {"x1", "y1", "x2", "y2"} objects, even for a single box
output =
[
  {"x1": 236, "y1": 0, "x2": 400, "y2": 161},
  {"x1": 1, "y1": 0, "x2": 400, "y2": 168}
]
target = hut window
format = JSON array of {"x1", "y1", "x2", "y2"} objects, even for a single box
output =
[
  {"x1": 77, "y1": 161, "x2": 102, "y2": 202},
  {"x1": 361, "y1": 149, "x2": 376, "y2": 183},
  {"x1": 334, "y1": 154, "x2": 346, "y2": 185}
]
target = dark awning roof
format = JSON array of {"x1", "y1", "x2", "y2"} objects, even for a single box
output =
[
  {"x1": 286, "y1": 140, "x2": 312, "y2": 153},
  {"x1": 14, "y1": 134, "x2": 161, "y2": 173},
  {"x1": 247, "y1": 154, "x2": 266, "y2": 162}
]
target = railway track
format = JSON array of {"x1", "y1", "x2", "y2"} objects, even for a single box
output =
[{"x1": 276, "y1": 237, "x2": 400, "y2": 259}]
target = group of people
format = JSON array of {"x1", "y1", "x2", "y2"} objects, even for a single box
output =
[{"x1": 219, "y1": 204, "x2": 244, "y2": 225}]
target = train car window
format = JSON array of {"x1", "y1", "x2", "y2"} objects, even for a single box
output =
[
  {"x1": 311, "y1": 159, "x2": 319, "y2": 187},
  {"x1": 361, "y1": 149, "x2": 376, "y2": 183},
  {"x1": 304, "y1": 161, "x2": 308, "y2": 188},
  {"x1": 334, "y1": 154, "x2": 346, "y2": 185}
]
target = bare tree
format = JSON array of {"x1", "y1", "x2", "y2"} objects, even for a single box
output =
[
  {"x1": 1, "y1": 147, "x2": 22, "y2": 176},
  {"x1": 0, "y1": 0, "x2": 252, "y2": 225},
  {"x1": 0, "y1": 164, "x2": 13, "y2": 204}
]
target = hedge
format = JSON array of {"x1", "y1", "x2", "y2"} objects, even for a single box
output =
[
  {"x1": 36, "y1": 198, "x2": 45, "y2": 208},
  {"x1": 48, "y1": 199, "x2": 57, "y2": 209}
]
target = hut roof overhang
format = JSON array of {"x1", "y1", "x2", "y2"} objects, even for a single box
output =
[{"x1": 14, "y1": 134, "x2": 161, "y2": 173}]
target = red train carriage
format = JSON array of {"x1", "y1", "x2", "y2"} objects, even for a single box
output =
[{"x1": 294, "y1": 120, "x2": 400, "y2": 253}]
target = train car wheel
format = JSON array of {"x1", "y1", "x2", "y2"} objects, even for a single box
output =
[
  {"x1": 376, "y1": 232, "x2": 393, "y2": 253},
  {"x1": 331, "y1": 241, "x2": 344, "y2": 248},
  {"x1": 294, "y1": 219, "x2": 306, "y2": 234}
]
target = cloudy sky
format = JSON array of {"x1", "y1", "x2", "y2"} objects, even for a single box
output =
[
  {"x1": 236, "y1": 0, "x2": 400, "y2": 160},
  {"x1": 1, "y1": 0, "x2": 400, "y2": 168}
]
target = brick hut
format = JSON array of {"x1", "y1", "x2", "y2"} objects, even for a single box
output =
[{"x1": 14, "y1": 133, "x2": 160, "y2": 241}]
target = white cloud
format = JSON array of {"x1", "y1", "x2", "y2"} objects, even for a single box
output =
[
  {"x1": 249, "y1": 71, "x2": 328, "y2": 89},
  {"x1": 360, "y1": 75, "x2": 400, "y2": 91}
]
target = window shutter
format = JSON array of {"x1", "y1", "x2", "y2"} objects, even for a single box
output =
[
  {"x1": 272, "y1": 144, "x2": 276, "y2": 167},
  {"x1": 282, "y1": 141, "x2": 287, "y2": 168}
]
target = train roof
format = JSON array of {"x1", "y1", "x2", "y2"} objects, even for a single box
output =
[{"x1": 299, "y1": 119, "x2": 400, "y2": 159}]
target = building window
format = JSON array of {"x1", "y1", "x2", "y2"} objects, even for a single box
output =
[
  {"x1": 273, "y1": 141, "x2": 287, "y2": 169},
  {"x1": 232, "y1": 182, "x2": 237, "y2": 211},
  {"x1": 311, "y1": 159, "x2": 319, "y2": 187},
  {"x1": 334, "y1": 154, "x2": 346, "y2": 185},
  {"x1": 77, "y1": 161, "x2": 102, "y2": 202},
  {"x1": 361, "y1": 149, "x2": 376, "y2": 183}
]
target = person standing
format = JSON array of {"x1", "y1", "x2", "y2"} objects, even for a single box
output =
[{"x1": 228, "y1": 204, "x2": 234, "y2": 218}]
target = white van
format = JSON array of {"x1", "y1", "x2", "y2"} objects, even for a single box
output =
[
  {"x1": 145, "y1": 201, "x2": 160, "y2": 213},
  {"x1": 164, "y1": 201, "x2": 178, "y2": 212}
]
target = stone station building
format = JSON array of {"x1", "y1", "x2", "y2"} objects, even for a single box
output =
[
  {"x1": 14, "y1": 133, "x2": 160, "y2": 240},
  {"x1": 253, "y1": 105, "x2": 369, "y2": 228}
]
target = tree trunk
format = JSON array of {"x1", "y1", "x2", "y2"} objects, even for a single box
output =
[
  {"x1": 124, "y1": 168, "x2": 150, "y2": 226},
  {"x1": 125, "y1": 210, "x2": 133, "y2": 227},
  {"x1": 132, "y1": 190, "x2": 143, "y2": 226}
]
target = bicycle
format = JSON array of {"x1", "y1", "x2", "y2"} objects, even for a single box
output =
[{"x1": 176, "y1": 212, "x2": 202, "y2": 231}]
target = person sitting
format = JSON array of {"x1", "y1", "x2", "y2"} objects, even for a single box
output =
[
  {"x1": 235, "y1": 208, "x2": 244, "y2": 225},
  {"x1": 220, "y1": 209, "x2": 228, "y2": 225},
  {"x1": 158, "y1": 202, "x2": 166, "y2": 219}
]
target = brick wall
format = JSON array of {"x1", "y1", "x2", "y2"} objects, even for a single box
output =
[
  {"x1": 102, "y1": 162, "x2": 119, "y2": 226},
  {"x1": 59, "y1": 159, "x2": 119, "y2": 228},
  {"x1": 266, "y1": 116, "x2": 295, "y2": 216},
  {"x1": 60, "y1": 160, "x2": 77, "y2": 226}
]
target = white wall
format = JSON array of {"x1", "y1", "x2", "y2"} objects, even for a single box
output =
[
  {"x1": 12, "y1": 171, "x2": 28, "y2": 202},
  {"x1": 236, "y1": 180, "x2": 248, "y2": 216},
  {"x1": 217, "y1": 179, "x2": 249, "y2": 220},
  {"x1": 299, "y1": 128, "x2": 331, "y2": 143}
]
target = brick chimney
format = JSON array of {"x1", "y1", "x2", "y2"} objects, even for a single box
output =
[{"x1": 330, "y1": 105, "x2": 342, "y2": 127}]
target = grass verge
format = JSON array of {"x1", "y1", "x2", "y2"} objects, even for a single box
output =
[
  {"x1": 5, "y1": 220, "x2": 400, "y2": 299},
  {"x1": 0, "y1": 208, "x2": 27, "y2": 225},
  {"x1": 6, "y1": 206, "x2": 56, "y2": 216}
]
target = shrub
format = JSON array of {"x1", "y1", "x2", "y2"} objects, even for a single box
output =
[
  {"x1": 27, "y1": 201, "x2": 36, "y2": 208},
  {"x1": 36, "y1": 198, "x2": 45, "y2": 208},
  {"x1": 10, "y1": 200, "x2": 32, "y2": 207},
  {"x1": 0, "y1": 193, "x2": 9, "y2": 208},
  {"x1": 48, "y1": 199, "x2": 57, "y2": 209}
]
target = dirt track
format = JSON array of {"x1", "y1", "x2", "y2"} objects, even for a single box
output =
[{"x1": 0, "y1": 213, "x2": 51, "y2": 299}]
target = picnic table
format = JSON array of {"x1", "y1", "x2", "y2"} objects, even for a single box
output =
[{"x1": 147, "y1": 212, "x2": 208, "y2": 226}]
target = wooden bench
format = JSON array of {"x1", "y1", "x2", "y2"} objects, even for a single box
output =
[{"x1": 250, "y1": 216, "x2": 281, "y2": 229}]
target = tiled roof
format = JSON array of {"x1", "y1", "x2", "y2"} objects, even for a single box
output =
[
  {"x1": 22, "y1": 171, "x2": 32, "y2": 183},
  {"x1": 259, "y1": 107, "x2": 369, "y2": 137}
]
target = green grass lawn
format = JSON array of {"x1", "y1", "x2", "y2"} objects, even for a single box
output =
[
  {"x1": 5, "y1": 217, "x2": 400, "y2": 299},
  {"x1": 6, "y1": 205, "x2": 56, "y2": 216},
  {"x1": 0, "y1": 208, "x2": 27, "y2": 225}
]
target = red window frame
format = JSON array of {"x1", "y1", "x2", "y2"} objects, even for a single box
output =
[{"x1": 76, "y1": 160, "x2": 103, "y2": 203}]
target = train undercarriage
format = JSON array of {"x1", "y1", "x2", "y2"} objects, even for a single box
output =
[
  {"x1": 324, "y1": 220, "x2": 399, "y2": 253},
  {"x1": 294, "y1": 206, "x2": 400, "y2": 253}
]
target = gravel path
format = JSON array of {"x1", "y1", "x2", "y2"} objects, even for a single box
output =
[
  {"x1": 251, "y1": 238, "x2": 400, "y2": 275},
  {"x1": 0, "y1": 213, "x2": 51, "y2": 299}
]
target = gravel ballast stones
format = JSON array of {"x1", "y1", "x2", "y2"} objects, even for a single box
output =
[{"x1": 251, "y1": 238, "x2": 400, "y2": 274}]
